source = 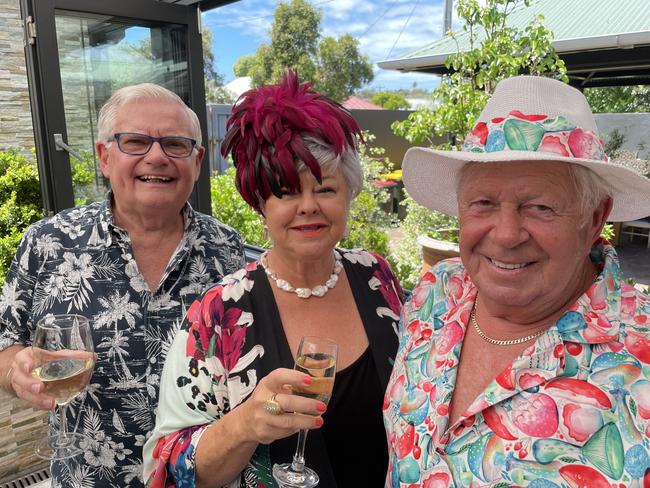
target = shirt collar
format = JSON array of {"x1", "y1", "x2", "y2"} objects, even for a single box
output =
[
  {"x1": 552, "y1": 239, "x2": 622, "y2": 344},
  {"x1": 97, "y1": 190, "x2": 195, "y2": 247}
]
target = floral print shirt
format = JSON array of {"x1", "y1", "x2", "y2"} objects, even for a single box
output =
[
  {"x1": 384, "y1": 240, "x2": 650, "y2": 487},
  {"x1": 143, "y1": 249, "x2": 403, "y2": 488},
  {"x1": 0, "y1": 193, "x2": 245, "y2": 488}
]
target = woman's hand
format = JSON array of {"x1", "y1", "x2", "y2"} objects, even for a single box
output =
[
  {"x1": 236, "y1": 367, "x2": 327, "y2": 445},
  {"x1": 7, "y1": 347, "x2": 56, "y2": 410}
]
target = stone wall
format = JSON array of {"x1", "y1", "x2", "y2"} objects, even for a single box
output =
[
  {"x1": 0, "y1": 0, "x2": 48, "y2": 483},
  {"x1": 0, "y1": 0, "x2": 35, "y2": 152}
]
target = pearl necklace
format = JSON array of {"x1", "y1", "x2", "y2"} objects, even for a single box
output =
[
  {"x1": 260, "y1": 250, "x2": 343, "y2": 299},
  {"x1": 471, "y1": 297, "x2": 547, "y2": 346}
]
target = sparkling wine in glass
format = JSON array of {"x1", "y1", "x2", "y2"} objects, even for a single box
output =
[
  {"x1": 273, "y1": 336, "x2": 338, "y2": 488},
  {"x1": 31, "y1": 314, "x2": 95, "y2": 460}
]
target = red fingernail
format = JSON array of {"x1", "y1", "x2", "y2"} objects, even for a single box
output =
[
  {"x1": 314, "y1": 417, "x2": 324, "y2": 427},
  {"x1": 303, "y1": 376, "x2": 312, "y2": 385},
  {"x1": 316, "y1": 403, "x2": 326, "y2": 413}
]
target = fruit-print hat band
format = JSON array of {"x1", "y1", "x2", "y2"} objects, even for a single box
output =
[{"x1": 402, "y1": 75, "x2": 650, "y2": 222}]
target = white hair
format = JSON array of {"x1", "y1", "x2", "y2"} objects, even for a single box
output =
[
  {"x1": 96, "y1": 83, "x2": 201, "y2": 144},
  {"x1": 296, "y1": 136, "x2": 363, "y2": 201}
]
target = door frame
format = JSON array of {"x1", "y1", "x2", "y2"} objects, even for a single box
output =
[{"x1": 20, "y1": 0, "x2": 211, "y2": 215}]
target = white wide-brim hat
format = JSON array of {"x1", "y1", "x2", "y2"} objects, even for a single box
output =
[{"x1": 402, "y1": 76, "x2": 650, "y2": 222}]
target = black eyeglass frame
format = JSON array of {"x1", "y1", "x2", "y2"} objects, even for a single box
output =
[{"x1": 111, "y1": 132, "x2": 198, "y2": 158}]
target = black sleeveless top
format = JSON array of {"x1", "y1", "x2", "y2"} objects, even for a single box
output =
[{"x1": 321, "y1": 346, "x2": 389, "y2": 487}]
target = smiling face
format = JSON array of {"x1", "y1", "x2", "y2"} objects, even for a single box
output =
[
  {"x1": 457, "y1": 161, "x2": 610, "y2": 320},
  {"x1": 96, "y1": 98, "x2": 204, "y2": 221},
  {"x1": 262, "y1": 166, "x2": 350, "y2": 262}
]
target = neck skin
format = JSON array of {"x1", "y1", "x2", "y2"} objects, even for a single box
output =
[
  {"x1": 111, "y1": 199, "x2": 185, "y2": 241},
  {"x1": 265, "y1": 248, "x2": 336, "y2": 289},
  {"x1": 476, "y1": 258, "x2": 598, "y2": 337}
]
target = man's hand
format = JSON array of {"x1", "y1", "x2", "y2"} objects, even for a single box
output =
[{"x1": 4, "y1": 346, "x2": 55, "y2": 410}]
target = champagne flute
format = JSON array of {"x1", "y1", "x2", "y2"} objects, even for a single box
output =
[
  {"x1": 31, "y1": 314, "x2": 95, "y2": 460},
  {"x1": 273, "y1": 336, "x2": 338, "y2": 488}
]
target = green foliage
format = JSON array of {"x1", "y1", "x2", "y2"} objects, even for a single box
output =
[
  {"x1": 339, "y1": 133, "x2": 393, "y2": 260},
  {"x1": 71, "y1": 150, "x2": 104, "y2": 206},
  {"x1": 233, "y1": 0, "x2": 373, "y2": 101},
  {"x1": 585, "y1": 86, "x2": 650, "y2": 114},
  {"x1": 358, "y1": 86, "x2": 432, "y2": 100},
  {"x1": 0, "y1": 149, "x2": 43, "y2": 283},
  {"x1": 233, "y1": 55, "x2": 256, "y2": 78},
  {"x1": 604, "y1": 129, "x2": 626, "y2": 157},
  {"x1": 392, "y1": 195, "x2": 459, "y2": 289},
  {"x1": 371, "y1": 92, "x2": 410, "y2": 110},
  {"x1": 600, "y1": 223, "x2": 615, "y2": 241},
  {"x1": 392, "y1": 0, "x2": 567, "y2": 147},
  {"x1": 210, "y1": 167, "x2": 271, "y2": 248}
]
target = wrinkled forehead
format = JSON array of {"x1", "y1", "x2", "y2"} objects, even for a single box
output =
[
  {"x1": 115, "y1": 99, "x2": 193, "y2": 134},
  {"x1": 457, "y1": 160, "x2": 576, "y2": 195}
]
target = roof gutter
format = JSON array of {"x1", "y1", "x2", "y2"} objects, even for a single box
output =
[{"x1": 378, "y1": 30, "x2": 650, "y2": 72}]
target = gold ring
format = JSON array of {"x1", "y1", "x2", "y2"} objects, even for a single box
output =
[{"x1": 263, "y1": 394, "x2": 283, "y2": 415}]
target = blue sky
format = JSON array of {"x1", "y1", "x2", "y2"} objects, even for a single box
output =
[{"x1": 202, "y1": 0, "x2": 453, "y2": 92}]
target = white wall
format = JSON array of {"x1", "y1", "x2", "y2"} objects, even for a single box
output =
[{"x1": 596, "y1": 113, "x2": 650, "y2": 159}]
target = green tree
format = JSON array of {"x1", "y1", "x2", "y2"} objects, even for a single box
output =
[
  {"x1": 371, "y1": 92, "x2": 410, "y2": 110},
  {"x1": 584, "y1": 85, "x2": 650, "y2": 113},
  {"x1": 393, "y1": 0, "x2": 567, "y2": 147},
  {"x1": 234, "y1": 0, "x2": 373, "y2": 101},
  {"x1": 233, "y1": 55, "x2": 256, "y2": 77}
]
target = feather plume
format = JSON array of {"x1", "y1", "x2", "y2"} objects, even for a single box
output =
[{"x1": 221, "y1": 70, "x2": 362, "y2": 213}]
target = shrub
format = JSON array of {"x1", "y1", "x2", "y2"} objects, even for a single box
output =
[
  {"x1": 210, "y1": 167, "x2": 271, "y2": 248},
  {"x1": 339, "y1": 133, "x2": 393, "y2": 260},
  {"x1": 391, "y1": 195, "x2": 459, "y2": 290},
  {"x1": 0, "y1": 149, "x2": 43, "y2": 283}
]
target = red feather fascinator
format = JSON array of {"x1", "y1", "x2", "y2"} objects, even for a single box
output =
[{"x1": 221, "y1": 70, "x2": 362, "y2": 213}]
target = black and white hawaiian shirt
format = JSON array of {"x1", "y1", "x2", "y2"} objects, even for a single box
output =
[{"x1": 0, "y1": 192, "x2": 245, "y2": 487}]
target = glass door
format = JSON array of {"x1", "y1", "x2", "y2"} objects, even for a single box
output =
[{"x1": 21, "y1": 0, "x2": 211, "y2": 215}]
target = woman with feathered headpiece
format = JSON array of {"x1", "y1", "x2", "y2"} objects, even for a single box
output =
[{"x1": 144, "y1": 71, "x2": 403, "y2": 488}]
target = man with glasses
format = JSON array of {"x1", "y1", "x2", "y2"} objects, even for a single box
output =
[{"x1": 0, "y1": 83, "x2": 245, "y2": 487}]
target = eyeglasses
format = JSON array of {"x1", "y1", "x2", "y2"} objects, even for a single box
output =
[{"x1": 111, "y1": 132, "x2": 197, "y2": 158}]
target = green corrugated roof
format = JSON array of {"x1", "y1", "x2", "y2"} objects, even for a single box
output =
[{"x1": 394, "y1": 0, "x2": 650, "y2": 61}]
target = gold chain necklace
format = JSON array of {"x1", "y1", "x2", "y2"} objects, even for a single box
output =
[{"x1": 470, "y1": 297, "x2": 547, "y2": 346}]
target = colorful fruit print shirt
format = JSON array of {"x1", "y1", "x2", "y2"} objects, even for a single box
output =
[
  {"x1": 143, "y1": 248, "x2": 403, "y2": 488},
  {"x1": 383, "y1": 240, "x2": 650, "y2": 487}
]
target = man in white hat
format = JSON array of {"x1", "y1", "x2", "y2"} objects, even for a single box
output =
[{"x1": 384, "y1": 75, "x2": 650, "y2": 487}]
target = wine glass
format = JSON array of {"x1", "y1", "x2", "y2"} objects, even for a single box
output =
[
  {"x1": 31, "y1": 314, "x2": 95, "y2": 460},
  {"x1": 273, "y1": 336, "x2": 338, "y2": 488}
]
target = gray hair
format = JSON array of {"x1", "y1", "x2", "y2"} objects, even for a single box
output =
[
  {"x1": 97, "y1": 83, "x2": 201, "y2": 144},
  {"x1": 296, "y1": 136, "x2": 363, "y2": 200},
  {"x1": 457, "y1": 161, "x2": 612, "y2": 223}
]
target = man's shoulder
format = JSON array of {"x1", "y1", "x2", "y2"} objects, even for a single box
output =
[
  {"x1": 24, "y1": 202, "x2": 103, "y2": 237},
  {"x1": 192, "y1": 210, "x2": 242, "y2": 241}
]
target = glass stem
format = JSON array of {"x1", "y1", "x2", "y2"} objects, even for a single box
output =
[
  {"x1": 290, "y1": 429, "x2": 309, "y2": 473},
  {"x1": 55, "y1": 404, "x2": 70, "y2": 447}
]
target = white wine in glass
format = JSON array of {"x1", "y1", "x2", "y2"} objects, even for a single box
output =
[
  {"x1": 31, "y1": 314, "x2": 95, "y2": 460},
  {"x1": 273, "y1": 336, "x2": 338, "y2": 488}
]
